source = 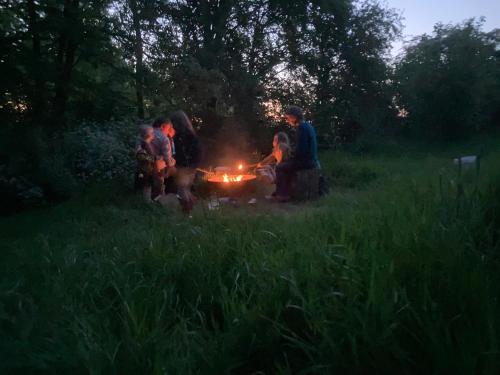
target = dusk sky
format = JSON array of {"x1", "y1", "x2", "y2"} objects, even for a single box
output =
[{"x1": 386, "y1": 0, "x2": 500, "y2": 56}]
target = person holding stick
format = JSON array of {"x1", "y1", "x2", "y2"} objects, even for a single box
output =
[
  {"x1": 274, "y1": 106, "x2": 319, "y2": 202},
  {"x1": 255, "y1": 132, "x2": 291, "y2": 185}
]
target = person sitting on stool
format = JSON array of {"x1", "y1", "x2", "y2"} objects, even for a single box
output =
[{"x1": 274, "y1": 106, "x2": 319, "y2": 202}]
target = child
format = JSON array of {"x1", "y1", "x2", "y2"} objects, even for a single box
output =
[
  {"x1": 135, "y1": 125, "x2": 157, "y2": 202},
  {"x1": 151, "y1": 116, "x2": 176, "y2": 199},
  {"x1": 256, "y1": 132, "x2": 291, "y2": 185}
]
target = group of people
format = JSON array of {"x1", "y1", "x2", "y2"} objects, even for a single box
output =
[
  {"x1": 135, "y1": 110, "x2": 201, "y2": 213},
  {"x1": 256, "y1": 105, "x2": 320, "y2": 202},
  {"x1": 134, "y1": 105, "x2": 319, "y2": 211}
]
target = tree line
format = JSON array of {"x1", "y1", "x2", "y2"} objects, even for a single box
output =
[{"x1": 1, "y1": 1, "x2": 499, "y2": 141}]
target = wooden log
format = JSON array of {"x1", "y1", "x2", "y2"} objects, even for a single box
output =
[{"x1": 292, "y1": 168, "x2": 320, "y2": 201}]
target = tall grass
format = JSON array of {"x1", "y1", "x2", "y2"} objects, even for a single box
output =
[{"x1": 1, "y1": 143, "x2": 500, "y2": 374}]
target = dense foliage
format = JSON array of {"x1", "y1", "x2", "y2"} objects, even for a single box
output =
[{"x1": 396, "y1": 20, "x2": 500, "y2": 139}]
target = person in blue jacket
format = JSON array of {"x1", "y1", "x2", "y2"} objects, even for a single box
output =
[{"x1": 274, "y1": 106, "x2": 319, "y2": 202}]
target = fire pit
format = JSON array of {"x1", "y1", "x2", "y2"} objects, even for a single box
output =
[
  {"x1": 207, "y1": 164, "x2": 256, "y2": 184},
  {"x1": 204, "y1": 165, "x2": 257, "y2": 197}
]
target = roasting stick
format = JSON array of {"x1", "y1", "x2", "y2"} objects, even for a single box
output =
[
  {"x1": 195, "y1": 168, "x2": 216, "y2": 182},
  {"x1": 197, "y1": 165, "x2": 257, "y2": 174},
  {"x1": 244, "y1": 163, "x2": 259, "y2": 168},
  {"x1": 196, "y1": 164, "x2": 259, "y2": 176},
  {"x1": 196, "y1": 168, "x2": 214, "y2": 175},
  {"x1": 245, "y1": 163, "x2": 261, "y2": 174},
  {"x1": 237, "y1": 163, "x2": 259, "y2": 172}
]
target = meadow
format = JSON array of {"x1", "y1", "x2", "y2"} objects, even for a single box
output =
[{"x1": 1, "y1": 136, "x2": 500, "y2": 374}]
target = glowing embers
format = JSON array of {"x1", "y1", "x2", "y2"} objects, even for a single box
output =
[
  {"x1": 224, "y1": 174, "x2": 242, "y2": 183},
  {"x1": 206, "y1": 163, "x2": 256, "y2": 184},
  {"x1": 207, "y1": 174, "x2": 256, "y2": 183}
]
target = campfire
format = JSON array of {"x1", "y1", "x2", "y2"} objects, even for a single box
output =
[
  {"x1": 200, "y1": 161, "x2": 259, "y2": 202},
  {"x1": 205, "y1": 163, "x2": 257, "y2": 184},
  {"x1": 223, "y1": 173, "x2": 243, "y2": 182}
]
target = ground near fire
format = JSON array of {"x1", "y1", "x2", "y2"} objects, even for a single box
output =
[{"x1": 2, "y1": 133, "x2": 500, "y2": 373}]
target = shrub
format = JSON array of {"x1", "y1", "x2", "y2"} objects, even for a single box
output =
[
  {"x1": 0, "y1": 119, "x2": 139, "y2": 213},
  {"x1": 62, "y1": 119, "x2": 137, "y2": 185},
  {"x1": 0, "y1": 166, "x2": 44, "y2": 213}
]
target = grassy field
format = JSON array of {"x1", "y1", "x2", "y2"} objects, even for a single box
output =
[{"x1": 1, "y1": 136, "x2": 500, "y2": 374}]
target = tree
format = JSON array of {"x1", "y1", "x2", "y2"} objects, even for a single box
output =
[
  {"x1": 271, "y1": 0, "x2": 401, "y2": 144},
  {"x1": 26, "y1": 0, "x2": 44, "y2": 117},
  {"x1": 52, "y1": 0, "x2": 81, "y2": 123},
  {"x1": 396, "y1": 20, "x2": 500, "y2": 139},
  {"x1": 335, "y1": 0, "x2": 401, "y2": 142},
  {"x1": 108, "y1": 0, "x2": 164, "y2": 119},
  {"x1": 0, "y1": 0, "x2": 129, "y2": 126},
  {"x1": 150, "y1": 0, "x2": 284, "y2": 141}
]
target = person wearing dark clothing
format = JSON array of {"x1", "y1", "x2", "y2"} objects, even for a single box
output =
[
  {"x1": 170, "y1": 110, "x2": 202, "y2": 214},
  {"x1": 293, "y1": 121, "x2": 320, "y2": 169},
  {"x1": 274, "y1": 106, "x2": 320, "y2": 201},
  {"x1": 173, "y1": 130, "x2": 202, "y2": 168}
]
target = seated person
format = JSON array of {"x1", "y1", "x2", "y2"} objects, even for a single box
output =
[
  {"x1": 134, "y1": 125, "x2": 157, "y2": 202},
  {"x1": 256, "y1": 132, "x2": 291, "y2": 185},
  {"x1": 274, "y1": 106, "x2": 320, "y2": 202}
]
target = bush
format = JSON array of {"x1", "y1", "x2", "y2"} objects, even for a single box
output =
[
  {"x1": 0, "y1": 166, "x2": 44, "y2": 213},
  {"x1": 62, "y1": 120, "x2": 137, "y2": 185},
  {"x1": 0, "y1": 119, "x2": 138, "y2": 213}
]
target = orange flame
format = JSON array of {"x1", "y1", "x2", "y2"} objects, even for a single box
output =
[
  {"x1": 222, "y1": 174, "x2": 243, "y2": 183},
  {"x1": 238, "y1": 164, "x2": 243, "y2": 170}
]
